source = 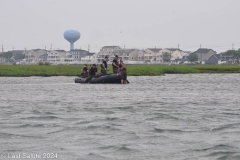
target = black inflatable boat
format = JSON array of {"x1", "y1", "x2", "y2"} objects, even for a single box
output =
[{"x1": 75, "y1": 74, "x2": 129, "y2": 84}]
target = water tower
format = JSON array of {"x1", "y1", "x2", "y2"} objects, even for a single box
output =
[{"x1": 63, "y1": 30, "x2": 81, "y2": 50}]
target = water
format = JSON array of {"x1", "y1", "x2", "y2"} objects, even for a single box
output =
[{"x1": 0, "y1": 74, "x2": 240, "y2": 160}]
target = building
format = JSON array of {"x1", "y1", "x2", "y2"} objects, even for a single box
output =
[
  {"x1": 144, "y1": 48, "x2": 162, "y2": 63},
  {"x1": 128, "y1": 49, "x2": 139, "y2": 61},
  {"x1": 0, "y1": 57, "x2": 6, "y2": 64},
  {"x1": 175, "y1": 51, "x2": 191, "y2": 64},
  {"x1": 93, "y1": 46, "x2": 122, "y2": 63},
  {"x1": 80, "y1": 53, "x2": 95, "y2": 63},
  {"x1": 69, "y1": 49, "x2": 93, "y2": 62},
  {"x1": 206, "y1": 54, "x2": 234, "y2": 64},
  {"x1": 12, "y1": 50, "x2": 24, "y2": 58},
  {"x1": 194, "y1": 48, "x2": 216, "y2": 64},
  {"x1": 24, "y1": 49, "x2": 48, "y2": 64},
  {"x1": 47, "y1": 50, "x2": 66, "y2": 63},
  {"x1": 159, "y1": 48, "x2": 184, "y2": 63}
]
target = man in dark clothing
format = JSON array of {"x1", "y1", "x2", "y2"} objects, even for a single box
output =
[
  {"x1": 80, "y1": 64, "x2": 88, "y2": 77},
  {"x1": 112, "y1": 55, "x2": 119, "y2": 73},
  {"x1": 101, "y1": 56, "x2": 109, "y2": 75},
  {"x1": 118, "y1": 60, "x2": 127, "y2": 84},
  {"x1": 85, "y1": 64, "x2": 98, "y2": 83}
]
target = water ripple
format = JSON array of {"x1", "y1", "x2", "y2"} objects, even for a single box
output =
[{"x1": 0, "y1": 74, "x2": 240, "y2": 159}]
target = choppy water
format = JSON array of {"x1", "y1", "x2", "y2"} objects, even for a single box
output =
[{"x1": 0, "y1": 74, "x2": 240, "y2": 160}]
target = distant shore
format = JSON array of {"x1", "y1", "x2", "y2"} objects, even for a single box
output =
[{"x1": 0, "y1": 65, "x2": 240, "y2": 77}]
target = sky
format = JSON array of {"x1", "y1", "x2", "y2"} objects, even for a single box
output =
[{"x1": 0, "y1": 0, "x2": 239, "y2": 53}]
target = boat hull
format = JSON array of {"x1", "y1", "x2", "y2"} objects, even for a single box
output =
[{"x1": 75, "y1": 74, "x2": 129, "y2": 84}]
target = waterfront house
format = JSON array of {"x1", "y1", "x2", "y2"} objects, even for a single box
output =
[
  {"x1": 159, "y1": 48, "x2": 184, "y2": 63},
  {"x1": 93, "y1": 46, "x2": 122, "y2": 63},
  {"x1": 144, "y1": 48, "x2": 162, "y2": 63},
  {"x1": 69, "y1": 49, "x2": 94, "y2": 63},
  {"x1": 175, "y1": 51, "x2": 191, "y2": 64},
  {"x1": 24, "y1": 49, "x2": 48, "y2": 64},
  {"x1": 81, "y1": 52, "x2": 95, "y2": 63},
  {"x1": 47, "y1": 50, "x2": 66, "y2": 64},
  {"x1": 206, "y1": 54, "x2": 234, "y2": 64},
  {"x1": 194, "y1": 48, "x2": 216, "y2": 64}
]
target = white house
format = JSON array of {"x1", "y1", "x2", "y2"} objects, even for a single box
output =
[
  {"x1": 24, "y1": 49, "x2": 48, "y2": 64},
  {"x1": 47, "y1": 50, "x2": 66, "y2": 64},
  {"x1": 144, "y1": 48, "x2": 162, "y2": 63},
  {"x1": 159, "y1": 48, "x2": 184, "y2": 63},
  {"x1": 93, "y1": 46, "x2": 122, "y2": 63}
]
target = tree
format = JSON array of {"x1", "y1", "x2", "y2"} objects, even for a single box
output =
[
  {"x1": 223, "y1": 50, "x2": 240, "y2": 59},
  {"x1": 188, "y1": 52, "x2": 198, "y2": 62},
  {"x1": 0, "y1": 51, "x2": 13, "y2": 59}
]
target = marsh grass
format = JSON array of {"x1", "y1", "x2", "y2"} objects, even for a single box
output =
[{"x1": 0, "y1": 65, "x2": 240, "y2": 77}]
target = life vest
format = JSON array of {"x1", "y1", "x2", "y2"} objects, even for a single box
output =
[
  {"x1": 101, "y1": 60, "x2": 107, "y2": 69},
  {"x1": 112, "y1": 58, "x2": 119, "y2": 68}
]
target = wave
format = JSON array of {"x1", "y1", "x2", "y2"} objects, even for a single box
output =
[
  {"x1": 15, "y1": 124, "x2": 45, "y2": 128},
  {"x1": 21, "y1": 115, "x2": 59, "y2": 120},
  {"x1": 105, "y1": 117, "x2": 119, "y2": 121},
  {"x1": 154, "y1": 128, "x2": 199, "y2": 133},
  {"x1": 115, "y1": 146, "x2": 132, "y2": 152},
  {"x1": 98, "y1": 144, "x2": 139, "y2": 153},
  {"x1": 209, "y1": 123, "x2": 240, "y2": 132},
  {"x1": 194, "y1": 144, "x2": 235, "y2": 152},
  {"x1": 0, "y1": 132, "x2": 44, "y2": 139},
  {"x1": 83, "y1": 124, "x2": 121, "y2": 132}
]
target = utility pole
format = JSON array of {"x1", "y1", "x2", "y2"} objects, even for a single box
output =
[
  {"x1": 178, "y1": 44, "x2": 179, "y2": 49},
  {"x1": 88, "y1": 44, "x2": 90, "y2": 52},
  {"x1": 124, "y1": 44, "x2": 125, "y2": 49},
  {"x1": 232, "y1": 43, "x2": 234, "y2": 50},
  {"x1": 1, "y1": 44, "x2": 3, "y2": 53},
  {"x1": 24, "y1": 48, "x2": 27, "y2": 55},
  {"x1": 50, "y1": 43, "x2": 52, "y2": 51}
]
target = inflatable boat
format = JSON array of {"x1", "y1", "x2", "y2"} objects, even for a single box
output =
[{"x1": 75, "y1": 74, "x2": 129, "y2": 84}]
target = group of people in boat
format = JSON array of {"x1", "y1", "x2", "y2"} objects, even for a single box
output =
[{"x1": 80, "y1": 55, "x2": 127, "y2": 84}]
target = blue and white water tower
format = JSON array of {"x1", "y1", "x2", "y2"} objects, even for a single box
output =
[{"x1": 63, "y1": 30, "x2": 81, "y2": 50}]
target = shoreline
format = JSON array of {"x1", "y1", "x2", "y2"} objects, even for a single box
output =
[{"x1": 0, "y1": 65, "x2": 240, "y2": 77}]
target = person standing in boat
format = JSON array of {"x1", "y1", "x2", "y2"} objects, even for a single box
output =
[
  {"x1": 100, "y1": 56, "x2": 109, "y2": 75},
  {"x1": 112, "y1": 55, "x2": 119, "y2": 74},
  {"x1": 80, "y1": 64, "x2": 88, "y2": 77},
  {"x1": 85, "y1": 64, "x2": 98, "y2": 83},
  {"x1": 118, "y1": 60, "x2": 127, "y2": 84}
]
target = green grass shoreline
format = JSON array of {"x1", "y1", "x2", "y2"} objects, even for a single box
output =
[{"x1": 0, "y1": 65, "x2": 240, "y2": 77}]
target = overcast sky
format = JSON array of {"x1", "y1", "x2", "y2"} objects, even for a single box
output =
[{"x1": 0, "y1": 0, "x2": 239, "y2": 53}]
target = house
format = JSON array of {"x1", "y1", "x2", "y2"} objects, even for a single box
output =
[
  {"x1": 159, "y1": 48, "x2": 184, "y2": 63},
  {"x1": 0, "y1": 57, "x2": 6, "y2": 64},
  {"x1": 12, "y1": 50, "x2": 25, "y2": 59},
  {"x1": 143, "y1": 48, "x2": 162, "y2": 62},
  {"x1": 127, "y1": 49, "x2": 139, "y2": 61},
  {"x1": 24, "y1": 49, "x2": 48, "y2": 64},
  {"x1": 107, "y1": 48, "x2": 139, "y2": 63},
  {"x1": 94, "y1": 46, "x2": 122, "y2": 63},
  {"x1": 175, "y1": 51, "x2": 191, "y2": 64},
  {"x1": 194, "y1": 48, "x2": 216, "y2": 64},
  {"x1": 206, "y1": 54, "x2": 234, "y2": 64},
  {"x1": 47, "y1": 50, "x2": 66, "y2": 64},
  {"x1": 64, "y1": 51, "x2": 74, "y2": 63},
  {"x1": 69, "y1": 49, "x2": 94, "y2": 62},
  {"x1": 81, "y1": 52, "x2": 95, "y2": 63},
  {"x1": 137, "y1": 50, "x2": 145, "y2": 61}
]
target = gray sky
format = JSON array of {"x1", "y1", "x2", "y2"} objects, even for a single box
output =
[{"x1": 0, "y1": 0, "x2": 239, "y2": 53}]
